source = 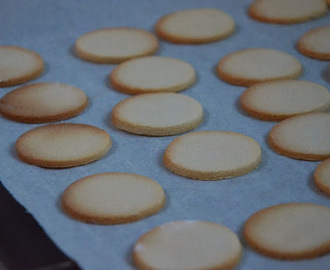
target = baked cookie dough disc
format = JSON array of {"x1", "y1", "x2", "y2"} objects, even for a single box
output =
[
  {"x1": 244, "y1": 203, "x2": 330, "y2": 259},
  {"x1": 133, "y1": 221, "x2": 242, "y2": 270},
  {"x1": 163, "y1": 131, "x2": 261, "y2": 180},
  {"x1": 240, "y1": 80, "x2": 330, "y2": 121},
  {"x1": 16, "y1": 123, "x2": 111, "y2": 168},
  {"x1": 0, "y1": 46, "x2": 44, "y2": 87},
  {"x1": 75, "y1": 27, "x2": 158, "y2": 64},
  {"x1": 297, "y1": 26, "x2": 330, "y2": 60},
  {"x1": 112, "y1": 93, "x2": 203, "y2": 136},
  {"x1": 314, "y1": 159, "x2": 330, "y2": 196},
  {"x1": 110, "y1": 56, "x2": 196, "y2": 95},
  {"x1": 155, "y1": 8, "x2": 235, "y2": 44},
  {"x1": 248, "y1": 0, "x2": 328, "y2": 24},
  {"x1": 0, "y1": 82, "x2": 88, "y2": 123},
  {"x1": 269, "y1": 113, "x2": 330, "y2": 161},
  {"x1": 217, "y1": 48, "x2": 302, "y2": 87},
  {"x1": 62, "y1": 173, "x2": 165, "y2": 224}
]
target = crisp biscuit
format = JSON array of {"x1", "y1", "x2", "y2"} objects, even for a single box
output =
[
  {"x1": 217, "y1": 48, "x2": 302, "y2": 87},
  {"x1": 16, "y1": 123, "x2": 111, "y2": 168},
  {"x1": 62, "y1": 173, "x2": 165, "y2": 225},
  {"x1": 133, "y1": 220, "x2": 242, "y2": 270},
  {"x1": 268, "y1": 113, "x2": 330, "y2": 161},
  {"x1": 75, "y1": 27, "x2": 158, "y2": 64},
  {"x1": 155, "y1": 8, "x2": 235, "y2": 44},
  {"x1": 240, "y1": 80, "x2": 330, "y2": 121},
  {"x1": 314, "y1": 159, "x2": 330, "y2": 196},
  {"x1": 163, "y1": 131, "x2": 261, "y2": 180},
  {"x1": 297, "y1": 25, "x2": 330, "y2": 61},
  {"x1": 248, "y1": 0, "x2": 328, "y2": 24},
  {"x1": 244, "y1": 203, "x2": 330, "y2": 260},
  {"x1": 110, "y1": 56, "x2": 196, "y2": 95},
  {"x1": 0, "y1": 46, "x2": 44, "y2": 87},
  {"x1": 111, "y1": 93, "x2": 203, "y2": 136},
  {"x1": 0, "y1": 82, "x2": 88, "y2": 123}
]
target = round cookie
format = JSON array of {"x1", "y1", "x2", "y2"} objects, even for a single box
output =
[
  {"x1": 16, "y1": 123, "x2": 111, "y2": 168},
  {"x1": 62, "y1": 173, "x2": 165, "y2": 225},
  {"x1": 0, "y1": 46, "x2": 44, "y2": 87},
  {"x1": 133, "y1": 221, "x2": 242, "y2": 270},
  {"x1": 240, "y1": 80, "x2": 330, "y2": 121},
  {"x1": 314, "y1": 159, "x2": 330, "y2": 196},
  {"x1": 163, "y1": 131, "x2": 261, "y2": 180},
  {"x1": 297, "y1": 25, "x2": 330, "y2": 61},
  {"x1": 268, "y1": 113, "x2": 330, "y2": 161},
  {"x1": 75, "y1": 27, "x2": 158, "y2": 64},
  {"x1": 244, "y1": 203, "x2": 330, "y2": 260},
  {"x1": 217, "y1": 48, "x2": 302, "y2": 87},
  {"x1": 155, "y1": 8, "x2": 235, "y2": 44},
  {"x1": 110, "y1": 56, "x2": 196, "y2": 95},
  {"x1": 111, "y1": 93, "x2": 203, "y2": 136},
  {"x1": 248, "y1": 0, "x2": 328, "y2": 24},
  {"x1": 0, "y1": 82, "x2": 88, "y2": 123}
]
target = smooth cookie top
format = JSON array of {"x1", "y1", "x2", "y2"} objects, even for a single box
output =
[
  {"x1": 16, "y1": 123, "x2": 111, "y2": 168},
  {"x1": 62, "y1": 173, "x2": 165, "y2": 224},
  {"x1": 0, "y1": 82, "x2": 88, "y2": 123},
  {"x1": 110, "y1": 56, "x2": 196, "y2": 95},
  {"x1": 111, "y1": 93, "x2": 203, "y2": 136},
  {"x1": 133, "y1": 220, "x2": 242, "y2": 270},
  {"x1": 164, "y1": 131, "x2": 261, "y2": 180},
  {"x1": 249, "y1": 0, "x2": 328, "y2": 24},
  {"x1": 217, "y1": 48, "x2": 302, "y2": 86},
  {"x1": 240, "y1": 80, "x2": 330, "y2": 121},
  {"x1": 269, "y1": 113, "x2": 330, "y2": 161},
  {"x1": 314, "y1": 159, "x2": 330, "y2": 196},
  {"x1": 244, "y1": 203, "x2": 330, "y2": 259},
  {"x1": 155, "y1": 8, "x2": 235, "y2": 44},
  {"x1": 75, "y1": 27, "x2": 158, "y2": 64},
  {"x1": 0, "y1": 46, "x2": 44, "y2": 87}
]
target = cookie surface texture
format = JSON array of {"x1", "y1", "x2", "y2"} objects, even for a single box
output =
[
  {"x1": 110, "y1": 56, "x2": 196, "y2": 95},
  {"x1": 240, "y1": 80, "x2": 330, "y2": 121},
  {"x1": 297, "y1": 25, "x2": 330, "y2": 60},
  {"x1": 75, "y1": 27, "x2": 158, "y2": 64},
  {"x1": 0, "y1": 82, "x2": 88, "y2": 123},
  {"x1": 112, "y1": 93, "x2": 203, "y2": 136},
  {"x1": 16, "y1": 123, "x2": 111, "y2": 168},
  {"x1": 0, "y1": 46, "x2": 44, "y2": 87},
  {"x1": 244, "y1": 203, "x2": 330, "y2": 260},
  {"x1": 314, "y1": 158, "x2": 330, "y2": 196},
  {"x1": 248, "y1": 0, "x2": 328, "y2": 24},
  {"x1": 163, "y1": 131, "x2": 261, "y2": 180},
  {"x1": 269, "y1": 113, "x2": 330, "y2": 161},
  {"x1": 217, "y1": 48, "x2": 302, "y2": 86},
  {"x1": 62, "y1": 173, "x2": 165, "y2": 224},
  {"x1": 133, "y1": 220, "x2": 242, "y2": 270},
  {"x1": 155, "y1": 8, "x2": 235, "y2": 44}
]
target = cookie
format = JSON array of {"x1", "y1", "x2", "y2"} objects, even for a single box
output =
[
  {"x1": 62, "y1": 173, "x2": 165, "y2": 225},
  {"x1": 244, "y1": 203, "x2": 330, "y2": 260},
  {"x1": 155, "y1": 8, "x2": 235, "y2": 44},
  {"x1": 0, "y1": 82, "x2": 88, "y2": 123},
  {"x1": 297, "y1": 25, "x2": 330, "y2": 61},
  {"x1": 16, "y1": 123, "x2": 111, "y2": 168},
  {"x1": 163, "y1": 131, "x2": 261, "y2": 180},
  {"x1": 248, "y1": 0, "x2": 328, "y2": 24},
  {"x1": 133, "y1": 220, "x2": 242, "y2": 270},
  {"x1": 217, "y1": 48, "x2": 302, "y2": 87},
  {"x1": 240, "y1": 80, "x2": 330, "y2": 121},
  {"x1": 314, "y1": 158, "x2": 330, "y2": 196},
  {"x1": 0, "y1": 46, "x2": 44, "y2": 87},
  {"x1": 268, "y1": 113, "x2": 330, "y2": 161},
  {"x1": 75, "y1": 27, "x2": 158, "y2": 64},
  {"x1": 110, "y1": 56, "x2": 196, "y2": 95},
  {"x1": 111, "y1": 93, "x2": 203, "y2": 136}
]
